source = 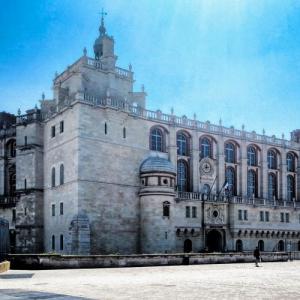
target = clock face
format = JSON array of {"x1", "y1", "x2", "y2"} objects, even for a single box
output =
[{"x1": 202, "y1": 162, "x2": 211, "y2": 173}]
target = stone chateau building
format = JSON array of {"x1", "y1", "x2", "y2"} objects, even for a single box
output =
[{"x1": 1, "y1": 16, "x2": 300, "y2": 256}]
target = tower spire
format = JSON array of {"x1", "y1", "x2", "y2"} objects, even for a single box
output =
[{"x1": 99, "y1": 8, "x2": 107, "y2": 37}]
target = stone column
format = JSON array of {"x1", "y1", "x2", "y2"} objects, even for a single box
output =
[
  {"x1": 280, "y1": 149, "x2": 287, "y2": 200},
  {"x1": 192, "y1": 130, "x2": 199, "y2": 192},
  {"x1": 240, "y1": 140, "x2": 248, "y2": 197},
  {"x1": 261, "y1": 144, "x2": 268, "y2": 199},
  {"x1": 217, "y1": 135, "x2": 225, "y2": 194}
]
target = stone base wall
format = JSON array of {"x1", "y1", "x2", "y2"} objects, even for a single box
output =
[{"x1": 8, "y1": 252, "x2": 289, "y2": 270}]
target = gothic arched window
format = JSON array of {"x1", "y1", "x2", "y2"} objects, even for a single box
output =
[
  {"x1": 287, "y1": 153, "x2": 295, "y2": 172},
  {"x1": 177, "y1": 132, "x2": 188, "y2": 156},
  {"x1": 60, "y1": 164, "x2": 64, "y2": 185},
  {"x1": 150, "y1": 128, "x2": 163, "y2": 152},
  {"x1": 225, "y1": 142, "x2": 235, "y2": 163},
  {"x1": 287, "y1": 175, "x2": 295, "y2": 201},
  {"x1": 247, "y1": 146, "x2": 257, "y2": 166},
  {"x1": 267, "y1": 150, "x2": 276, "y2": 169},
  {"x1": 163, "y1": 201, "x2": 170, "y2": 217},
  {"x1": 177, "y1": 160, "x2": 188, "y2": 192},
  {"x1": 51, "y1": 167, "x2": 56, "y2": 188},
  {"x1": 225, "y1": 167, "x2": 235, "y2": 196},
  {"x1": 247, "y1": 170, "x2": 257, "y2": 197},
  {"x1": 268, "y1": 173, "x2": 277, "y2": 200},
  {"x1": 200, "y1": 137, "x2": 211, "y2": 159}
]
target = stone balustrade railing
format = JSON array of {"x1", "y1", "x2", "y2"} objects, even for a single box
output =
[
  {"x1": 0, "y1": 196, "x2": 17, "y2": 208},
  {"x1": 176, "y1": 192, "x2": 300, "y2": 209},
  {"x1": 0, "y1": 127, "x2": 16, "y2": 139},
  {"x1": 37, "y1": 90, "x2": 298, "y2": 149}
]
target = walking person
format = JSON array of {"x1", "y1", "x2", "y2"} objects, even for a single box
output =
[{"x1": 253, "y1": 246, "x2": 260, "y2": 267}]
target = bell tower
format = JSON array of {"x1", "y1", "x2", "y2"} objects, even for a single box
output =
[{"x1": 93, "y1": 10, "x2": 117, "y2": 71}]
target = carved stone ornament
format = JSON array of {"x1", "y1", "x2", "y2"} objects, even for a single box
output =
[
  {"x1": 206, "y1": 205, "x2": 225, "y2": 225},
  {"x1": 199, "y1": 158, "x2": 214, "y2": 176}
]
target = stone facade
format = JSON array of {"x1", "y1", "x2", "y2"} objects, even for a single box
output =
[{"x1": 1, "y1": 16, "x2": 300, "y2": 255}]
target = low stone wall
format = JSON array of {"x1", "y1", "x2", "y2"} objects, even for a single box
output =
[{"x1": 8, "y1": 252, "x2": 288, "y2": 270}]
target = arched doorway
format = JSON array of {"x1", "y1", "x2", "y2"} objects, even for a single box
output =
[
  {"x1": 206, "y1": 230, "x2": 223, "y2": 252},
  {"x1": 184, "y1": 239, "x2": 192, "y2": 253},
  {"x1": 278, "y1": 240, "x2": 284, "y2": 251},
  {"x1": 258, "y1": 240, "x2": 264, "y2": 251},
  {"x1": 236, "y1": 239, "x2": 243, "y2": 252}
]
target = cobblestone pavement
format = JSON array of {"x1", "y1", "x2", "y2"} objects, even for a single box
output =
[{"x1": 1, "y1": 261, "x2": 300, "y2": 299}]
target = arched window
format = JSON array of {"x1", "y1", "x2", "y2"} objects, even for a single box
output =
[
  {"x1": 247, "y1": 146, "x2": 257, "y2": 166},
  {"x1": 287, "y1": 175, "x2": 295, "y2": 201},
  {"x1": 267, "y1": 150, "x2": 276, "y2": 169},
  {"x1": 52, "y1": 235, "x2": 55, "y2": 251},
  {"x1": 236, "y1": 240, "x2": 243, "y2": 252},
  {"x1": 177, "y1": 132, "x2": 188, "y2": 156},
  {"x1": 150, "y1": 128, "x2": 163, "y2": 152},
  {"x1": 258, "y1": 240, "x2": 264, "y2": 251},
  {"x1": 6, "y1": 140, "x2": 16, "y2": 158},
  {"x1": 268, "y1": 173, "x2": 277, "y2": 200},
  {"x1": 177, "y1": 160, "x2": 188, "y2": 192},
  {"x1": 225, "y1": 167, "x2": 235, "y2": 196},
  {"x1": 287, "y1": 153, "x2": 295, "y2": 172},
  {"x1": 163, "y1": 201, "x2": 170, "y2": 217},
  {"x1": 60, "y1": 164, "x2": 64, "y2": 185},
  {"x1": 202, "y1": 184, "x2": 210, "y2": 195},
  {"x1": 51, "y1": 167, "x2": 56, "y2": 188},
  {"x1": 225, "y1": 142, "x2": 235, "y2": 163},
  {"x1": 200, "y1": 137, "x2": 211, "y2": 159},
  {"x1": 247, "y1": 170, "x2": 257, "y2": 197},
  {"x1": 278, "y1": 240, "x2": 284, "y2": 251}
]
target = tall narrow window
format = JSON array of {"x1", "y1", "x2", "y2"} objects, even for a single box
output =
[
  {"x1": 24, "y1": 178, "x2": 27, "y2": 190},
  {"x1": 200, "y1": 137, "x2": 211, "y2": 159},
  {"x1": 268, "y1": 173, "x2": 277, "y2": 200},
  {"x1": 192, "y1": 206, "x2": 197, "y2": 218},
  {"x1": 104, "y1": 122, "x2": 107, "y2": 135},
  {"x1": 177, "y1": 160, "x2": 188, "y2": 192},
  {"x1": 51, "y1": 126, "x2": 56, "y2": 138},
  {"x1": 150, "y1": 128, "x2": 163, "y2": 152},
  {"x1": 267, "y1": 150, "x2": 276, "y2": 169},
  {"x1": 123, "y1": 127, "x2": 126, "y2": 139},
  {"x1": 247, "y1": 146, "x2": 257, "y2": 166},
  {"x1": 265, "y1": 211, "x2": 269, "y2": 222},
  {"x1": 52, "y1": 204, "x2": 55, "y2": 217},
  {"x1": 60, "y1": 235, "x2": 64, "y2": 251},
  {"x1": 287, "y1": 175, "x2": 295, "y2": 201},
  {"x1": 51, "y1": 167, "x2": 56, "y2": 188},
  {"x1": 60, "y1": 164, "x2": 64, "y2": 185},
  {"x1": 177, "y1": 132, "x2": 188, "y2": 156},
  {"x1": 60, "y1": 121, "x2": 64, "y2": 133},
  {"x1": 225, "y1": 142, "x2": 235, "y2": 163},
  {"x1": 186, "y1": 206, "x2": 190, "y2": 218},
  {"x1": 24, "y1": 136, "x2": 27, "y2": 146},
  {"x1": 60, "y1": 202, "x2": 64, "y2": 215},
  {"x1": 287, "y1": 153, "x2": 295, "y2": 172},
  {"x1": 225, "y1": 167, "x2": 235, "y2": 196},
  {"x1": 238, "y1": 209, "x2": 242, "y2": 220},
  {"x1": 247, "y1": 170, "x2": 257, "y2": 197},
  {"x1": 52, "y1": 235, "x2": 55, "y2": 251},
  {"x1": 163, "y1": 201, "x2": 170, "y2": 217}
]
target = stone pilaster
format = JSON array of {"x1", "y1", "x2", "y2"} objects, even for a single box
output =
[
  {"x1": 281, "y1": 149, "x2": 287, "y2": 200},
  {"x1": 240, "y1": 140, "x2": 248, "y2": 197},
  {"x1": 192, "y1": 130, "x2": 199, "y2": 192}
]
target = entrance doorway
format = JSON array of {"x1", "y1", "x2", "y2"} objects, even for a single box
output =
[
  {"x1": 206, "y1": 230, "x2": 223, "y2": 252},
  {"x1": 184, "y1": 239, "x2": 192, "y2": 253}
]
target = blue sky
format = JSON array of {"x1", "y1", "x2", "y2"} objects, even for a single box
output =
[{"x1": 0, "y1": 0, "x2": 300, "y2": 138}]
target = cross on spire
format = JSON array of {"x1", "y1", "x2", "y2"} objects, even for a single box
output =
[{"x1": 99, "y1": 9, "x2": 107, "y2": 36}]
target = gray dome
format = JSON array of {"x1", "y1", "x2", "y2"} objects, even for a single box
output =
[{"x1": 140, "y1": 157, "x2": 176, "y2": 174}]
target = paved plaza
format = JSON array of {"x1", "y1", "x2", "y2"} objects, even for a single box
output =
[{"x1": 1, "y1": 261, "x2": 300, "y2": 299}]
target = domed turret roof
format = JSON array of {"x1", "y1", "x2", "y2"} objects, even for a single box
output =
[{"x1": 140, "y1": 156, "x2": 176, "y2": 174}]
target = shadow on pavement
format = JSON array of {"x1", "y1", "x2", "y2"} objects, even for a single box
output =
[
  {"x1": 0, "y1": 273, "x2": 34, "y2": 279},
  {"x1": 0, "y1": 289, "x2": 91, "y2": 299}
]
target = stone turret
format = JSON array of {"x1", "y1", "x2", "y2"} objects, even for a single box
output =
[
  {"x1": 139, "y1": 156, "x2": 176, "y2": 254},
  {"x1": 93, "y1": 13, "x2": 117, "y2": 71}
]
